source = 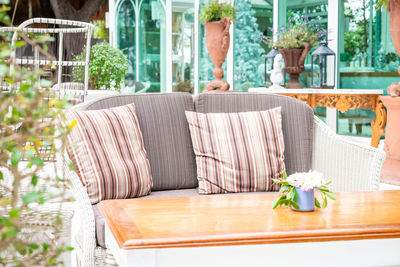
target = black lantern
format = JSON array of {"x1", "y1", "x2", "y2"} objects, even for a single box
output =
[
  {"x1": 265, "y1": 48, "x2": 280, "y2": 87},
  {"x1": 311, "y1": 41, "x2": 336, "y2": 89}
]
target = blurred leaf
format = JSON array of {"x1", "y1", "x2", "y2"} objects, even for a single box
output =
[
  {"x1": 315, "y1": 197, "x2": 321, "y2": 208},
  {"x1": 9, "y1": 208, "x2": 20, "y2": 218},
  {"x1": 326, "y1": 192, "x2": 337, "y2": 200},
  {"x1": 2, "y1": 227, "x2": 19, "y2": 239},
  {"x1": 322, "y1": 195, "x2": 328, "y2": 208},
  {"x1": 11, "y1": 148, "x2": 22, "y2": 166},
  {"x1": 22, "y1": 191, "x2": 41, "y2": 204},
  {"x1": 31, "y1": 174, "x2": 38, "y2": 186}
]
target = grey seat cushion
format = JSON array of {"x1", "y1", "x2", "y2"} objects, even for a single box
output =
[
  {"x1": 93, "y1": 188, "x2": 199, "y2": 248},
  {"x1": 76, "y1": 93, "x2": 198, "y2": 191},
  {"x1": 194, "y1": 93, "x2": 314, "y2": 176}
]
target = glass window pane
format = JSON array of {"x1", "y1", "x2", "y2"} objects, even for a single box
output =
[
  {"x1": 172, "y1": 3, "x2": 195, "y2": 94},
  {"x1": 338, "y1": 0, "x2": 393, "y2": 138},
  {"x1": 233, "y1": 0, "x2": 272, "y2": 92},
  {"x1": 117, "y1": 0, "x2": 136, "y2": 85},
  {"x1": 139, "y1": 0, "x2": 166, "y2": 93},
  {"x1": 287, "y1": 1, "x2": 328, "y2": 121}
]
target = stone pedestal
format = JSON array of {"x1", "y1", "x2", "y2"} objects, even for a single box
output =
[{"x1": 381, "y1": 96, "x2": 400, "y2": 185}]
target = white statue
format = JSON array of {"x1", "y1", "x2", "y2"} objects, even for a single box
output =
[{"x1": 267, "y1": 54, "x2": 284, "y2": 89}]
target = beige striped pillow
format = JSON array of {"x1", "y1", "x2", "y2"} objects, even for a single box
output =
[
  {"x1": 66, "y1": 103, "x2": 152, "y2": 204},
  {"x1": 185, "y1": 107, "x2": 285, "y2": 194}
]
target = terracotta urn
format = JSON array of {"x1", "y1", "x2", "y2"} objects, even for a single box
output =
[
  {"x1": 279, "y1": 43, "x2": 311, "y2": 89},
  {"x1": 381, "y1": 97, "x2": 400, "y2": 185},
  {"x1": 388, "y1": 1, "x2": 400, "y2": 57},
  {"x1": 381, "y1": 0, "x2": 400, "y2": 185},
  {"x1": 204, "y1": 18, "x2": 231, "y2": 92}
]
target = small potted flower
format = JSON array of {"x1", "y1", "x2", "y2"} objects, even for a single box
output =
[
  {"x1": 262, "y1": 15, "x2": 326, "y2": 89},
  {"x1": 272, "y1": 170, "x2": 336, "y2": 211}
]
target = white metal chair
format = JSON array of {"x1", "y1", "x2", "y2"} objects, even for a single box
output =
[{"x1": 0, "y1": 18, "x2": 94, "y2": 102}]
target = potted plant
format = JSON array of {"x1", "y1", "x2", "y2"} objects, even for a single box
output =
[
  {"x1": 72, "y1": 41, "x2": 128, "y2": 92},
  {"x1": 199, "y1": 0, "x2": 236, "y2": 92},
  {"x1": 272, "y1": 171, "x2": 336, "y2": 211},
  {"x1": 378, "y1": 0, "x2": 400, "y2": 184},
  {"x1": 264, "y1": 15, "x2": 325, "y2": 88},
  {"x1": 378, "y1": 0, "x2": 400, "y2": 57}
]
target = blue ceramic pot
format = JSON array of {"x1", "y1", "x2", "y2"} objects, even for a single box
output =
[{"x1": 292, "y1": 187, "x2": 315, "y2": 211}]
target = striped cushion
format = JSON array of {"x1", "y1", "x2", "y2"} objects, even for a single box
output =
[
  {"x1": 185, "y1": 107, "x2": 285, "y2": 194},
  {"x1": 66, "y1": 103, "x2": 152, "y2": 204}
]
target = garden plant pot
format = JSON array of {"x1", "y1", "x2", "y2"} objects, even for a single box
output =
[
  {"x1": 279, "y1": 43, "x2": 311, "y2": 89},
  {"x1": 292, "y1": 187, "x2": 315, "y2": 212},
  {"x1": 381, "y1": 96, "x2": 400, "y2": 185},
  {"x1": 389, "y1": 1, "x2": 400, "y2": 58},
  {"x1": 204, "y1": 18, "x2": 231, "y2": 92}
]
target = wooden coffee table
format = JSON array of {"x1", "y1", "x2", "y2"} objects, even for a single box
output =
[{"x1": 99, "y1": 190, "x2": 400, "y2": 267}]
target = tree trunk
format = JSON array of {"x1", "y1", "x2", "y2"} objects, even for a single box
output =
[{"x1": 49, "y1": 0, "x2": 105, "y2": 78}]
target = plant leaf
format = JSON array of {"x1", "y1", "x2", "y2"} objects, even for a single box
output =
[
  {"x1": 11, "y1": 148, "x2": 23, "y2": 166},
  {"x1": 315, "y1": 197, "x2": 321, "y2": 208},
  {"x1": 322, "y1": 194, "x2": 328, "y2": 208},
  {"x1": 272, "y1": 199, "x2": 280, "y2": 209},
  {"x1": 291, "y1": 201, "x2": 300, "y2": 210},
  {"x1": 22, "y1": 191, "x2": 41, "y2": 205},
  {"x1": 326, "y1": 192, "x2": 337, "y2": 200}
]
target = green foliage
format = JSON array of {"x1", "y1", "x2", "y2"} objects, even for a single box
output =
[
  {"x1": 72, "y1": 42, "x2": 128, "y2": 90},
  {"x1": 340, "y1": 52, "x2": 352, "y2": 62},
  {"x1": 265, "y1": 15, "x2": 325, "y2": 49},
  {"x1": 272, "y1": 171, "x2": 337, "y2": 210},
  {"x1": 375, "y1": 0, "x2": 400, "y2": 9},
  {"x1": 0, "y1": 2, "x2": 74, "y2": 265},
  {"x1": 199, "y1": 0, "x2": 237, "y2": 23},
  {"x1": 386, "y1": 52, "x2": 399, "y2": 63},
  {"x1": 92, "y1": 20, "x2": 108, "y2": 39}
]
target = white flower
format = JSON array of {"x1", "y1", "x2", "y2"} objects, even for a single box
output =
[{"x1": 286, "y1": 170, "x2": 324, "y2": 191}]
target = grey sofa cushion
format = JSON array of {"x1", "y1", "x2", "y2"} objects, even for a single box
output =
[
  {"x1": 77, "y1": 93, "x2": 198, "y2": 191},
  {"x1": 194, "y1": 93, "x2": 314, "y2": 176},
  {"x1": 93, "y1": 188, "x2": 199, "y2": 248}
]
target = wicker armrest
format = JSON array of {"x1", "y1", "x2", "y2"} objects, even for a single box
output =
[{"x1": 312, "y1": 116, "x2": 385, "y2": 192}]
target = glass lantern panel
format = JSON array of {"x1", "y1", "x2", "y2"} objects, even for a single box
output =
[
  {"x1": 198, "y1": 0, "x2": 227, "y2": 93},
  {"x1": 233, "y1": 0, "x2": 272, "y2": 92},
  {"x1": 117, "y1": 0, "x2": 136, "y2": 86},
  {"x1": 171, "y1": 3, "x2": 195, "y2": 94},
  {"x1": 337, "y1": 0, "x2": 392, "y2": 138},
  {"x1": 138, "y1": 0, "x2": 166, "y2": 93}
]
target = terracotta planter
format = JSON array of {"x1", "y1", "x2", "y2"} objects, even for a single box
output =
[
  {"x1": 381, "y1": 1, "x2": 400, "y2": 185},
  {"x1": 204, "y1": 18, "x2": 231, "y2": 92},
  {"x1": 389, "y1": 1, "x2": 400, "y2": 58},
  {"x1": 279, "y1": 43, "x2": 311, "y2": 89},
  {"x1": 381, "y1": 96, "x2": 400, "y2": 185}
]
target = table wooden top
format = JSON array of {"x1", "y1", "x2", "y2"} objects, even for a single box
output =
[
  {"x1": 249, "y1": 88, "x2": 384, "y2": 95},
  {"x1": 98, "y1": 190, "x2": 400, "y2": 250}
]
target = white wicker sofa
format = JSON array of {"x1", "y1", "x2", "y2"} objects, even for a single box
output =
[{"x1": 65, "y1": 93, "x2": 385, "y2": 267}]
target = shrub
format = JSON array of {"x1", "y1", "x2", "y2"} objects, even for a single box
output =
[
  {"x1": 72, "y1": 42, "x2": 128, "y2": 90},
  {"x1": 0, "y1": 3, "x2": 73, "y2": 265}
]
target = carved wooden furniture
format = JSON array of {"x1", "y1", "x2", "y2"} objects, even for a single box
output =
[
  {"x1": 99, "y1": 190, "x2": 400, "y2": 267},
  {"x1": 249, "y1": 88, "x2": 386, "y2": 148}
]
